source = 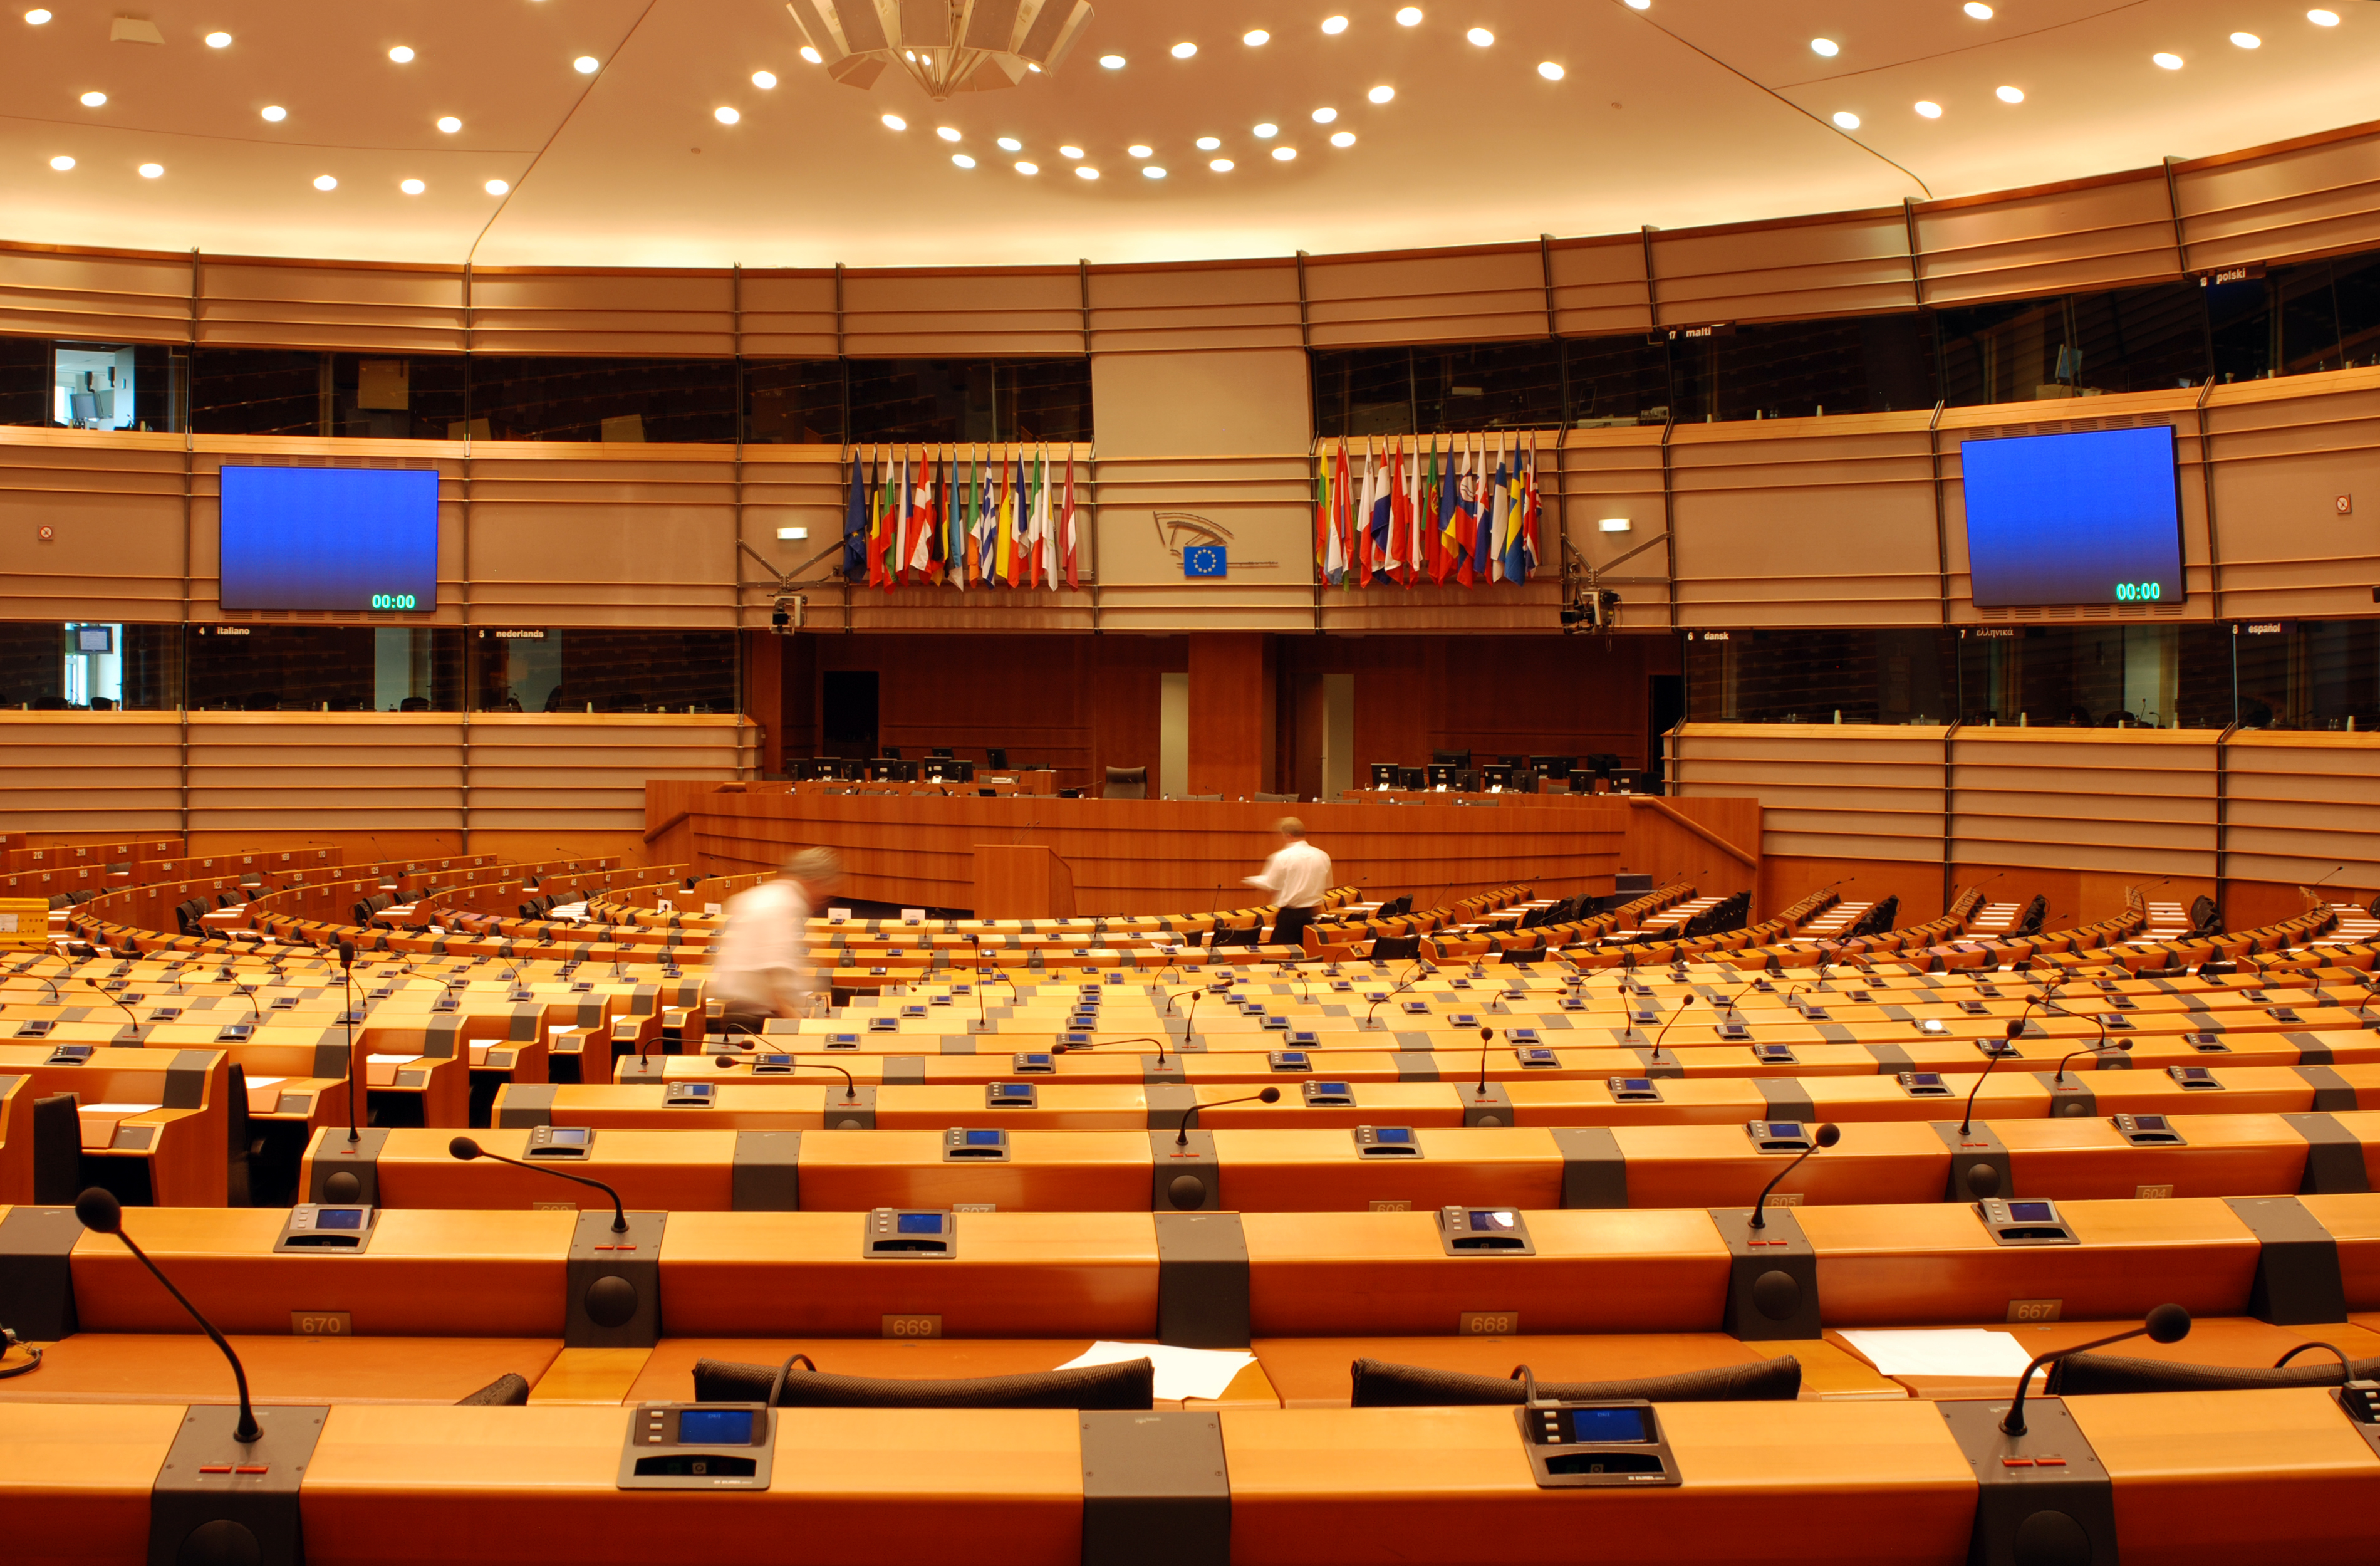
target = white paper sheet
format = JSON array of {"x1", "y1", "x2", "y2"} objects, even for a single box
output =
[
  {"x1": 83, "y1": 1102, "x2": 162, "y2": 1115},
  {"x1": 1056, "y1": 1340, "x2": 1257, "y2": 1402},
  {"x1": 243, "y1": 1076, "x2": 286, "y2": 1090},
  {"x1": 365, "y1": 1053, "x2": 418, "y2": 1065},
  {"x1": 1837, "y1": 1328, "x2": 2040, "y2": 1379}
]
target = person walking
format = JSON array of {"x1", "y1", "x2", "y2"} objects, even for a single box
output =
[
  {"x1": 1245, "y1": 817, "x2": 1332, "y2": 949},
  {"x1": 710, "y1": 847, "x2": 843, "y2": 1038}
]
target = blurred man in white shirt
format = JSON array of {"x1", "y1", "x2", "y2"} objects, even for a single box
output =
[
  {"x1": 1244, "y1": 817, "x2": 1332, "y2": 949},
  {"x1": 711, "y1": 847, "x2": 843, "y2": 1038}
]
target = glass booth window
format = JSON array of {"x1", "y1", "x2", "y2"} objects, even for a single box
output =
[
  {"x1": 0, "y1": 623, "x2": 180, "y2": 709},
  {"x1": 2232, "y1": 620, "x2": 2380, "y2": 730},
  {"x1": 187, "y1": 625, "x2": 464, "y2": 711},
  {"x1": 467, "y1": 357, "x2": 738, "y2": 444},
  {"x1": 472, "y1": 629, "x2": 737, "y2": 714},
  {"x1": 1686, "y1": 629, "x2": 1955, "y2": 726},
  {"x1": 1956, "y1": 624, "x2": 2233, "y2": 729}
]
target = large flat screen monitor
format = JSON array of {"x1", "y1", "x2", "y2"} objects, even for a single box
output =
[
  {"x1": 1960, "y1": 426, "x2": 2183, "y2": 608},
  {"x1": 219, "y1": 466, "x2": 439, "y2": 612}
]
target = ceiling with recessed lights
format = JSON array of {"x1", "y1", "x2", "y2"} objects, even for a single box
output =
[{"x1": 4, "y1": 0, "x2": 2377, "y2": 269}]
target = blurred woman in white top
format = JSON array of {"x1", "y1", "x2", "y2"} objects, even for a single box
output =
[
  {"x1": 711, "y1": 847, "x2": 843, "y2": 1037},
  {"x1": 1245, "y1": 817, "x2": 1332, "y2": 948}
]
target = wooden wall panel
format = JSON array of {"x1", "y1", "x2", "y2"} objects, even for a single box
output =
[
  {"x1": 0, "y1": 713, "x2": 183, "y2": 832},
  {"x1": 1670, "y1": 724, "x2": 1948, "y2": 867},
  {"x1": 2175, "y1": 127, "x2": 2380, "y2": 272},
  {"x1": 0, "y1": 245, "x2": 193, "y2": 344},
  {"x1": 195, "y1": 262, "x2": 467, "y2": 353},
  {"x1": 1561, "y1": 431, "x2": 1670, "y2": 629},
  {"x1": 1915, "y1": 173, "x2": 2181, "y2": 306},
  {"x1": 467, "y1": 270, "x2": 738, "y2": 357},
  {"x1": 1301, "y1": 247, "x2": 1547, "y2": 348},
  {"x1": 839, "y1": 269, "x2": 1083, "y2": 358},
  {"x1": 2200, "y1": 371, "x2": 2380, "y2": 620},
  {"x1": 186, "y1": 714, "x2": 467, "y2": 833},
  {"x1": 0, "y1": 431, "x2": 189, "y2": 623},
  {"x1": 1090, "y1": 352, "x2": 1309, "y2": 457},
  {"x1": 735, "y1": 270, "x2": 839, "y2": 358},
  {"x1": 1949, "y1": 729, "x2": 2220, "y2": 879},
  {"x1": 2219, "y1": 733, "x2": 2380, "y2": 889},
  {"x1": 1546, "y1": 237, "x2": 1652, "y2": 338},
  {"x1": 465, "y1": 715, "x2": 751, "y2": 832},
  {"x1": 1650, "y1": 211, "x2": 1916, "y2": 326},
  {"x1": 464, "y1": 446, "x2": 739, "y2": 626},
  {"x1": 1085, "y1": 263, "x2": 1303, "y2": 356}
]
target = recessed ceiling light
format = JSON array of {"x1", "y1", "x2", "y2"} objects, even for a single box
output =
[
  {"x1": 204, "y1": 31, "x2": 230, "y2": 47},
  {"x1": 1995, "y1": 84, "x2": 2024, "y2": 102},
  {"x1": 261, "y1": 105, "x2": 286, "y2": 121},
  {"x1": 2308, "y1": 9, "x2": 2341, "y2": 24},
  {"x1": 883, "y1": 113, "x2": 908, "y2": 130},
  {"x1": 752, "y1": 70, "x2": 777, "y2": 88},
  {"x1": 1254, "y1": 122, "x2": 1277, "y2": 138},
  {"x1": 1272, "y1": 145, "x2": 1297, "y2": 160},
  {"x1": 1171, "y1": 41, "x2": 1195, "y2": 58},
  {"x1": 1076, "y1": 165, "x2": 1099, "y2": 178},
  {"x1": 313, "y1": 174, "x2": 338, "y2": 190},
  {"x1": 79, "y1": 90, "x2": 105, "y2": 107},
  {"x1": 998, "y1": 135, "x2": 1022, "y2": 150},
  {"x1": 1322, "y1": 16, "x2": 1349, "y2": 34},
  {"x1": 388, "y1": 46, "x2": 414, "y2": 63},
  {"x1": 714, "y1": 105, "x2": 740, "y2": 124},
  {"x1": 1330, "y1": 130, "x2": 1354, "y2": 147},
  {"x1": 1832, "y1": 110, "x2": 1860, "y2": 128},
  {"x1": 138, "y1": 162, "x2": 162, "y2": 177},
  {"x1": 1127, "y1": 144, "x2": 1151, "y2": 157},
  {"x1": 1811, "y1": 38, "x2": 1839, "y2": 56},
  {"x1": 799, "y1": 45, "x2": 821, "y2": 63},
  {"x1": 1963, "y1": 2, "x2": 1992, "y2": 17},
  {"x1": 48, "y1": 154, "x2": 72, "y2": 170},
  {"x1": 1467, "y1": 27, "x2": 1494, "y2": 46},
  {"x1": 1369, "y1": 85, "x2": 1395, "y2": 103},
  {"x1": 1915, "y1": 99, "x2": 1942, "y2": 117},
  {"x1": 1243, "y1": 29, "x2": 1269, "y2": 45},
  {"x1": 1016, "y1": 160, "x2": 1039, "y2": 174},
  {"x1": 2153, "y1": 51, "x2": 2183, "y2": 69},
  {"x1": 1624, "y1": 0, "x2": 1650, "y2": 9},
  {"x1": 1210, "y1": 157, "x2": 1234, "y2": 170},
  {"x1": 573, "y1": 55, "x2": 600, "y2": 73},
  {"x1": 1195, "y1": 135, "x2": 1220, "y2": 149},
  {"x1": 2230, "y1": 31, "x2": 2259, "y2": 48},
  {"x1": 400, "y1": 177, "x2": 425, "y2": 194},
  {"x1": 25, "y1": 8, "x2": 52, "y2": 22},
  {"x1": 1396, "y1": 6, "x2": 1423, "y2": 23},
  {"x1": 1098, "y1": 53, "x2": 1125, "y2": 68},
  {"x1": 1312, "y1": 107, "x2": 1337, "y2": 123},
  {"x1": 1059, "y1": 143, "x2": 1084, "y2": 157},
  {"x1": 437, "y1": 115, "x2": 462, "y2": 133},
  {"x1": 1143, "y1": 165, "x2": 1166, "y2": 177},
  {"x1": 953, "y1": 153, "x2": 975, "y2": 167},
  {"x1": 1537, "y1": 61, "x2": 1564, "y2": 80},
  {"x1": 484, "y1": 179, "x2": 509, "y2": 195},
  {"x1": 937, "y1": 125, "x2": 962, "y2": 141}
]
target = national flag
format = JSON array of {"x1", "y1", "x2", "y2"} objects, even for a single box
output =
[
  {"x1": 907, "y1": 451, "x2": 939, "y2": 581},
  {"x1": 1312, "y1": 445, "x2": 1333, "y2": 580},
  {"x1": 842, "y1": 449, "x2": 870, "y2": 580},
  {"x1": 1004, "y1": 447, "x2": 1026, "y2": 588},
  {"x1": 1505, "y1": 436, "x2": 1539, "y2": 583},
  {"x1": 1353, "y1": 442, "x2": 1378, "y2": 588},
  {"x1": 1383, "y1": 438, "x2": 1407, "y2": 583},
  {"x1": 1031, "y1": 446, "x2": 1055, "y2": 588},
  {"x1": 972, "y1": 446, "x2": 997, "y2": 586},
  {"x1": 1473, "y1": 435, "x2": 1502, "y2": 584},
  {"x1": 1448, "y1": 437, "x2": 1477, "y2": 587},
  {"x1": 1367, "y1": 442, "x2": 1396, "y2": 588},
  {"x1": 1433, "y1": 440, "x2": 1459, "y2": 585},
  {"x1": 1324, "y1": 442, "x2": 1351, "y2": 588},
  {"x1": 866, "y1": 449, "x2": 893, "y2": 587},
  {"x1": 1060, "y1": 447, "x2": 1079, "y2": 590}
]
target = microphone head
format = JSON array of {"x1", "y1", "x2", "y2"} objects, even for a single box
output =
[
  {"x1": 448, "y1": 1136, "x2": 483, "y2": 1161},
  {"x1": 1257, "y1": 1087, "x2": 1281, "y2": 1104},
  {"x1": 1479, "y1": 1027, "x2": 1494, "y2": 1043},
  {"x1": 2003, "y1": 1018, "x2": 2025, "y2": 1039},
  {"x1": 336, "y1": 939, "x2": 355, "y2": 965},
  {"x1": 74, "y1": 1186, "x2": 123, "y2": 1233},
  {"x1": 1813, "y1": 1122, "x2": 1842, "y2": 1148},
  {"x1": 2111, "y1": 1038, "x2": 2133, "y2": 1052},
  {"x1": 2145, "y1": 1303, "x2": 2191, "y2": 1344}
]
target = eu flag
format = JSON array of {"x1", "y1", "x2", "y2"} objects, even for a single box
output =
[{"x1": 1184, "y1": 545, "x2": 1227, "y2": 578}]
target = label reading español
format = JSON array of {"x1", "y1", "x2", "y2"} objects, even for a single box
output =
[
  {"x1": 1458, "y1": 1311, "x2": 1520, "y2": 1337},
  {"x1": 2007, "y1": 1298, "x2": 2063, "y2": 1323},
  {"x1": 291, "y1": 1311, "x2": 353, "y2": 1337},
  {"x1": 883, "y1": 1314, "x2": 943, "y2": 1339}
]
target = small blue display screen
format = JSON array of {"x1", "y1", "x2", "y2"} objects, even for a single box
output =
[
  {"x1": 1372, "y1": 1127, "x2": 1414, "y2": 1144},
  {"x1": 678, "y1": 1409, "x2": 754, "y2": 1444},
  {"x1": 314, "y1": 1208, "x2": 366, "y2": 1230},
  {"x1": 896, "y1": 1213, "x2": 945, "y2": 1234},
  {"x1": 1466, "y1": 1210, "x2": 1515, "y2": 1229},
  {"x1": 1567, "y1": 1407, "x2": 1648, "y2": 1443},
  {"x1": 963, "y1": 1130, "x2": 1004, "y2": 1146}
]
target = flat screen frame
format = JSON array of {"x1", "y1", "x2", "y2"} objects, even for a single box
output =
[{"x1": 1959, "y1": 425, "x2": 2186, "y2": 609}]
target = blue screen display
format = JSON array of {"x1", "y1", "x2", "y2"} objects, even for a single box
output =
[
  {"x1": 219, "y1": 465, "x2": 439, "y2": 612},
  {"x1": 1960, "y1": 427, "x2": 2183, "y2": 607},
  {"x1": 677, "y1": 1409, "x2": 754, "y2": 1445},
  {"x1": 963, "y1": 1130, "x2": 1004, "y2": 1146},
  {"x1": 1567, "y1": 1407, "x2": 1648, "y2": 1443},
  {"x1": 896, "y1": 1212, "x2": 945, "y2": 1234}
]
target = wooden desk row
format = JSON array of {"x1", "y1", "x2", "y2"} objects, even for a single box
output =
[
  {"x1": 8, "y1": 1196, "x2": 2377, "y2": 1342},
  {"x1": 297, "y1": 1113, "x2": 2380, "y2": 1216},
  {"x1": 0, "y1": 1048, "x2": 232, "y2": 1206},
  {"x1": 6, "y1": 1390, "x2": 2376, "y2": 1566}
]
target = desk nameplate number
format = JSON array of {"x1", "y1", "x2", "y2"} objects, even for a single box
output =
[
  {"x1": 291, "y1": 1311, "x2": 353, "y2": 1337},
  {"x1": 1459, "y1": 1310, "x2": 1520, "y2": 1336},
  {"x1": 883, "y1": 1314, "x2": 943, "y2": 1339},
  {"x1": 2007, "y1": 1298, "x2": 2063, "y2": 1323}
]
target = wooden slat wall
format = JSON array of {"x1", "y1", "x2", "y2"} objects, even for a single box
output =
[
  {"x1": 2198, "y1": 374, "x2": 2380, "y2": 621},
  {"x1": 736, "y1": 270, "x2": 839, "y2": 358},
  {"x1": 1084, "y1": 262, "x2": 1304, "y2": 356},
  {"x1": 1949, "y1": 729, "x2": 2221, "y2": 879},
  {"x1": 469, "y1": 269, "x2": 738, "y2": 358},
  {"x1": 1301, "y1": 246, "x2": 1548, "y2": 348},
  {"x1": 1648, "y1": 209, "x2": 1916, "y2": 326},
  {"x1": 0, "y1": 248, "x2": 192, "y2": 344},
  {"x1": 2222, "y1": 732, "x2": 2380, "y2": 887},
  {"x1": 1670, "y1": 724, "x2": 1948, "y2": 867},
  {"x1": 196, "y1": 261, "x2": 467, "y2": 353},
  {"x1": 2176, "y1": 126, "x2": 2380, "y2": 272},
  {"x1": 839, "y1": 268, "x2": 1083, "y2": 358},
  {"x1": 1914, "y1": 172, "x2": 2182, "y2": 306},
  {"x1": 0, "y1": 711, "x2": 752, "y2": 838},
  {"x1": 1546, "y1": 237, "x2": 1652, "y2": 338}
]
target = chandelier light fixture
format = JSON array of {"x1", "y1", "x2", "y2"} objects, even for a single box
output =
[{"x1": 785, "y1": 0, "x2": 1096, "y2": 100}]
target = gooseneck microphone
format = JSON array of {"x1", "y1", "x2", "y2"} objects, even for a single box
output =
[
  {"x1": 337, "y1": 939, "x2": 361, "y2": 1144},
  {"x1": 1475, "y1": 1025, "x2": 1496, "y2": 1095},
  {"x1": 1054, "y1": 1035, "x2": 1173, "y2": 1071},
  {"x1": 2052, "y1": 1028, "x2": 2128, "y2": 1086},
  {"x1": 712, "y1": 1041, "x2": 861, "y2": 1103},
  {"x1": 964, "y1": 933, "x2": 987, "y2": 1031},
  {"x1": 1175, "y1": 1085, "x2": 1281, "y2": 1148},
  {"x1": 450, "y1": 1135, "x2": 628, "y2": 1233},
  {"x1": 75, "y1": 1187, "x2": 261, "y2": 1442},
  {"x1": 1750, "y1": 1122, "x2": 1839, "y2": 1229},
  {"x1": 81, "y1": 979, "x2": 146, "y2": 1041},
  {"x1": 2273, "y1": 1340, "x2": 2359, "y2": 1380},
  {"x1": 1364, "y1": 957, "x2": 1432, "y2": 1031},
  {"x1": 1647, "y1": 992, "x2": 1698, "y2": 1066},
  {"x1": 2002, "y1": 1304, "x2": 2190, "y2": 1436},
  {"x1": 1960, "y1": 1018, "x2": 2029, "y2": 1135}
]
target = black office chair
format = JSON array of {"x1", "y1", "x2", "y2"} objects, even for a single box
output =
[
  {"x1": 693, "y1": 1355, "x2": 1153, "y2": 1410},
  {"x1": 880, "y1": 747, "x2": 902, "y2": 760},
  {"x1": 930, "y1": 748, "x2": 954, "y2": 759},
  {"x1": 1349, "y1": 1355, "x2": 1800, "y2": 1406},
  {"x1": 1369, "y1": 934, "x2": 1422, "y2": 962},
  {"x1": 1103, "y1": 766, "x2": 1148, "y2": 800},
  {"x1": 986, "y1": 748, "x2": 1009, "y2": 769},
  {"x1": 1255, "y1": 791, "x2": 1298, "y2": 803}
]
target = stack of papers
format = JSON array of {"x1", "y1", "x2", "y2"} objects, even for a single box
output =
[
  {"x1": 1056, "y1": 1341, "x2": 1256, "y2": 1402},
  {"x1": 1837, "y1": 1328, "x2": 2040, "y2": 1379}
]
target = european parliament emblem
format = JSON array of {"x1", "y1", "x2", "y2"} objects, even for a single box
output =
[{"x1": 1183, "y1": 545, "x2": 1227, "y2": 578}]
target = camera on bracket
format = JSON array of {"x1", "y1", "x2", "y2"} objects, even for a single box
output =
[
  {"x1": 1560, "y1": 589, "x2": 1619, "y2": 635},
  {"x1": 769, "y1": 594, "x2": 807, "y2": 635}
]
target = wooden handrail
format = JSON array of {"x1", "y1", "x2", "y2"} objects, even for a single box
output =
[
  {"x1": 642, "y1": 808, "x2": 694, "y2": 845},
  {"x1": 1626, "y1": 796, "x2": 1757, "y2": 867}
]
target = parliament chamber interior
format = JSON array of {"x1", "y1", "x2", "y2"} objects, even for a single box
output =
[{"x1": 8, "y1": 3, "x2": 2380, "y2": 1563}]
